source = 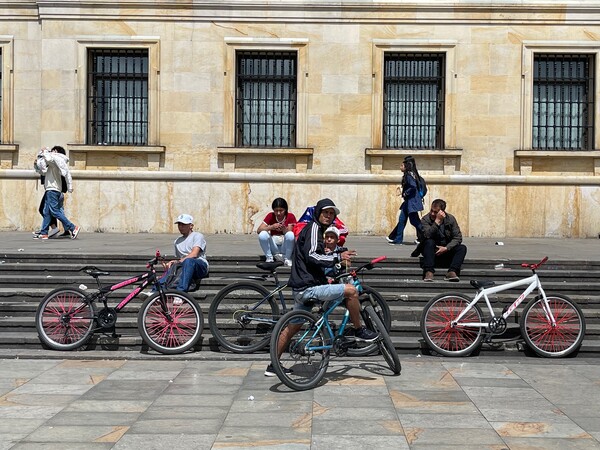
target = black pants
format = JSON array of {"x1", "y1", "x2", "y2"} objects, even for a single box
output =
[{"x1": 421, "y1": 239, "x2": 467, "y2": 275}]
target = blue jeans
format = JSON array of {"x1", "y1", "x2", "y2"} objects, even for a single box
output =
[
  {"x1": 41, "y1": 190, "x2": 74, "y2": 234},
  {"x1": 159, "y1": 258, "x2": 209, "y2": 292},
  {"x1": 258, "y1": 230, "x2": 295, "y2": 260},
  {"x1": 391, "y1": 203, "x2": 422, "y2": 244}
]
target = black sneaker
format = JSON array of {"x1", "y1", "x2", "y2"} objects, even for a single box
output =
[
  {"x1": 264, "y1": 363, "x2": 292, "y2": 377},
  {"x1": 355, "y1": 326, "x2": 379, "y2": 342}
]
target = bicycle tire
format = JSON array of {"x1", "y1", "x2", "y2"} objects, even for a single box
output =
[
  {"x1": 269, "y1": 309, "x2": 330, "y2": 391},
  {"x1": 421, "y1": 292, "x2": 484, "y2": 357},
  {"x1": 521, "y1": 294, "x2": 586, "y2": 358},
  {"x1": 364, "y1": 304, "x2": 401, "y2": 374},
  {"x1": 347, "y1": 285, "x2": 391, "y2": 357},
  {"x1": 208, "y1": 281, "x2": 279, "y2": 353},
  {"x1": 138, "y1": 290, "x2": 203, "y2": 355},
  {"x1": 35, "y1": 287, "x2": 95, "y2": 351}
]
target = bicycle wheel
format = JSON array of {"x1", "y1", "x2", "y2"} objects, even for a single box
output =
[
  {"x1": 347, "y1": 285, "x2": 391, "y2": 357},
  {"x1": 521, "y1": 294, "x2": 586, "y2": 357},
  {"x1": 208, "y1": 281, "x2": 279, "y2": 353},
  {"x1": 364, "y1": 305, "x2": 401, "y2": 374},
  {"x1": 421, "y1": 293, "x2": 484, "y2": 357},
  {"x1": 269, "y1": 309, "x2": 330, "y2": 391},
  {"x1": 138, "y1": 290, "x2": 203, "y2": 355},
  {"x1": 35, "y1": 287, "x2": 95, "y2": 351}
]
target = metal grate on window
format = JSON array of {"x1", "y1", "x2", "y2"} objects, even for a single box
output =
[
  {"x1": 533, "y1": 54, "x2": 594, "y2": 150},
  {"x1": 383, "y1": 53, "x2": 445, "y2": 149},
  {"x1": 87, "y1": 48, "x2": 149, "y2": 146},
  {"x1": 235, "y1": 51, "x2": 297, "y2": 147}
]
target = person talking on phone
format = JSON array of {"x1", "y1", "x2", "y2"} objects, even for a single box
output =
[{"x1": 417, "y1": 198, "x2": 467, "y2": 282}]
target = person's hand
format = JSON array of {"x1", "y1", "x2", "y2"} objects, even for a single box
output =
[
  {"x1": 435, "y1": 209, "x2": 446, "y2": 224},
  {"x1": 340, "y1": 250, "x2": 356, "y2": 262},
  {"x1": 165, "y1": 259, "x2": 178, "y2": 269},
  {"x1": 68, "y1": 188, "x2": 73, "y2": 194},
  {"x1": 435, "y1": 245, "x2": 448, "y2": 256}
]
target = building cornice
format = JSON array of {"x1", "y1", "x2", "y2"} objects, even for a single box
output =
[{"x1": 0, "y1": 1, "x2": 593, "y2": 25}]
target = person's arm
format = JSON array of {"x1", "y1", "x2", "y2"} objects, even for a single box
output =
[
  {"x1": 402, "y1": 173, "x2": 418, "y2": 199},
  {"x1": 285, "y1": 213, "x2": 297, "y2": 232},
  {"x1": 444, "y1": 214, "x2": 463, "y2": 251},
  {"x1": 257, "y1": 212, "x2": 284, "y2": 234},
  {"x1": 421, "y1": 215, "x2": 438, "y2": 239}
]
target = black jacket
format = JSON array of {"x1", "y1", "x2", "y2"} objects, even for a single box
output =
[{"x1": 288, "y1": 203, "x2": 339, "y2": 290}]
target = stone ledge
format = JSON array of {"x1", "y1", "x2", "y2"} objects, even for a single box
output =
[
  {"x1": 0, "y1": 144, "x2": 18, "y2": 169},
  {"x1": 66, "y1": 144, "x2": 166, "y2": 169},
  {"x1": 514, "y1": 150, "x2": 600, "y2": 175},
  {"x1": 216, "y1": 146, "x2": 314, "y2": 172},
  {"x1": 365, "y1": 148, "x2": 462, "y2": 174}
]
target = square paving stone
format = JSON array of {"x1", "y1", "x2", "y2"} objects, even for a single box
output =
[
  {"x1": 501, "y1": 436, "x2": 600, "y2": 449},
  {"x1": 105, "y1": 369, "x2": 183, "y2": 381},
  {"x1": 152, "y1": 393, "x2": 236, "y2": 408},
  {"x1": 214, "y1": 425, "x2": 311, "y2": 447},
  {"x1": 10, "y1": 443, "x2": 113, "y2": 450},
  {"x1": 63, "y1": 399, "x2": 152, "y2": 413},
  {"x1": 111, "y1": 433, "x2": 216, "y2": 450},
  {"x1": 141, "y1": 405, "x2": 229, "y2": 421},
  {"x1": 22, "y1": 425, "x2": 131, "y2": 443},
  {"x1": 390, "y1": 389, "x2": 480, "y2": 414},
  {"x1": 402, "y1": 427, "x2": 505, "y2": 447},
  {"x1": 46, "y1": 411, "x2": 141, "y2": 426},
  {"x1": 229, "y1": 399, "x2": 313, "y2": 414},
  {"x1": 312, "y1": 394, "x2": 394, "y2": 409},
  {"x1": 163, "y1": 382, "x2": 241, "y2": 395},
  {"x1": 223, "y1": 411, "x2": 313, "y2": 429},
  {"x1": 312, "y1": 434, "x2": 409, "y2": 449},
  {"x1": 129, "y1": 417, "x2": 224, "y2": 435},
  {"x1": 0, "y1": 418, "x2": 46, "y2": 440},
  {"x1": 0, "y1": 404, "x2": 64, "y2": 419},
  {"x1": 0, "y1": 360, "x2": 60, "y2": 379},
  {"x1": 491, "y1": 420, "x2": 591, "y2": 439},
  {"x1": 311, "y1": 418, "x2": 404, "y2": 436},
  {"x1": 9, "y1": 383, "x2": 94, "y2": 396},
  {"x1": 82, "y1": 380, "x2": 169, "y2": 401},
  {"x1": 398, "y1": 413, "x2": 493, "y2": 429}
]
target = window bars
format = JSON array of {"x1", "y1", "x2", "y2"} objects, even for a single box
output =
[
  {"x1": 384, "y1": 53, "x2": 445, "y2": 149},
  {"x1": 235, "y1": 51, "x2": 297, "y2": 147},
  {"x1": 533, "y1": 54, "x2": 594, "y2": 150},
  {"x1": 87, "y1": 49, "x2": 149, "y2": 146}
]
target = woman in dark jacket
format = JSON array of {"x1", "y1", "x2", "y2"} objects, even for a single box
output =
[{"x1": 387, "y1": 156, "x2": 425, "y2": 245}]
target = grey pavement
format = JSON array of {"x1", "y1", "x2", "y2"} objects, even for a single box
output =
[
  {"x1": 0, "y1": 356, "x2": 599, "y2": 449},
  {"x1": 1, "y1": 231, "x2": 599, "y2": 262}
]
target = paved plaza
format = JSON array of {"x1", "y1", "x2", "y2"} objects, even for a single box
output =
[{"x1": 0, "y1": 353, "x2": 599, "y2": 449}]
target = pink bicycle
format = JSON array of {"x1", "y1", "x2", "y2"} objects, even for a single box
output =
[
  {"x1": 421, "y1": 257, "x2": 586, "y2": 357},
  {"x1": 35, "y1": 251, "x2": 203, "y2": 354}
]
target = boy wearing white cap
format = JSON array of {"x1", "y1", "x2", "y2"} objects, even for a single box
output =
[{"x1": 161, "y1": 214, "x2": 209, "y2": 291}]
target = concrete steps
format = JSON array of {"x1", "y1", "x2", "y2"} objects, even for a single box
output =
[{"x1": 0, "y1": 253, "x2": 598, "y2": 356}]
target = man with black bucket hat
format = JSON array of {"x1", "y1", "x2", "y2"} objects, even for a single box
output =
[{"x1": 265, "y1": 198, "x2": 379, "y2": 377}]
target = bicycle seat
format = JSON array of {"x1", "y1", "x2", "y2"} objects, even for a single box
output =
[
  {"x1": 81, "y1": 266, "x2": 110, "y2": 278},
  {"x1": 470, "y1": 280, "x2": 495, "y2": 290},
  {"x1": 256, "y1": 261, "x2": 284, "y2": 271}
]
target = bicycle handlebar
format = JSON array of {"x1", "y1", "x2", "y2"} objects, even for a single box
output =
[
  {"x1": 332, "y1": 255, "x2": 386, "y2": 281},
  {"x1": 146, "y1": 250, "x2": 164, "y2": 268},
  {"x1": 521, "y1": 256, "x2": 548, "y2": 270}
]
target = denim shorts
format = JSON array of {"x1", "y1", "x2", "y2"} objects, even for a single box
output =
[{"x1": 292, "y1": 284, "x2": 345, "y2": 313}]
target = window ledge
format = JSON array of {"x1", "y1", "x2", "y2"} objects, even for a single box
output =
[
  {"x1": 514, "y1": 150, "x2": 600, "y2": 175},
  {"x1": 66, "y1": 144, "x2": 165, "y2": 169},
  {"x1": 0, "y1": 144, "x2": 18, "y2": 169},
  {"x1": 217, "y1": 147, "x2": 314, "y2": 172},
  {"x1": 365, "y1": 148, "x2": 462, "y2": 174}
]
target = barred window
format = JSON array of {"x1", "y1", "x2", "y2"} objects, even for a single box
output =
[
  {"x1": 384, "y1": 53, "x2": 445, "y2": 149},
  {"x1": 236, "y1": 51, "x2": 297, "y2": 147},
  {"x1": 533, "y1": 54, "x2": 594, "y2": 150},
  {"x1": 87, "y1": 49, "x2": 149, "y2": 145}
]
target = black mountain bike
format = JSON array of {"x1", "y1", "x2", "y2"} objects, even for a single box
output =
[{"x1": 35, "y1": 251, "x2": 203, "y2": 354}]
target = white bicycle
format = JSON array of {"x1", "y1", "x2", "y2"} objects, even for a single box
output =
[{"x1": 421, "y1": 257, "x2": 586, "y2": 357}]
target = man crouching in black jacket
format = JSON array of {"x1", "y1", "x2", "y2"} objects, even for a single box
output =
[{"x1": 265, "y1": 198, "x2": 379, "y2": 377}]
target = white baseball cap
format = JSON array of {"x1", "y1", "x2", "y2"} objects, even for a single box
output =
[
  {"x1": 324, "y1": 226, "x2": 340, "y2": 238},
  {"x1": 175, "y1": 214, "x2": 194, "y2": 224}
]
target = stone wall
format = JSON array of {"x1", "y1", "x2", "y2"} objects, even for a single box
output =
[{"x1": 0, "y1": 1, "x2": 599, "y2": 237}]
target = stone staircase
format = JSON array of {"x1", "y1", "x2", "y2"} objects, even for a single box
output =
[{"x1": 0, "y1": 253, "x2": 598, "y2": 356}]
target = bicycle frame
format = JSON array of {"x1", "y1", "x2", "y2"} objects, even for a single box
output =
[
  {"x1": 94, "y1": 272, "x2": 157, "y2": 311},
  {"x1": 291, "y1": 296, "x2": 348, "y2": 353},
  {"x1": 246, "y1": 267, "x2": 290, "y2": 316},
  {"x1": 453, "y1": 270, "x2": 556, "y2": 329}
]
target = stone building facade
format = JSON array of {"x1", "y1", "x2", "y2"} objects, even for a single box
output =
[{"x1": 0, "y1": 1, "x2": 599, "y2": 238}]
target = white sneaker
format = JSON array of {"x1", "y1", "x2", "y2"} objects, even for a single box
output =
[
  {"x1": 284, "y1": 259, "x2": 292, "y2": 267},
  {"x1": 265, "y1": 256, "x2": 274, "y2": 263},
  {"x1": 48, "y1": 227, "x2": 60, "y2": 238}
]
